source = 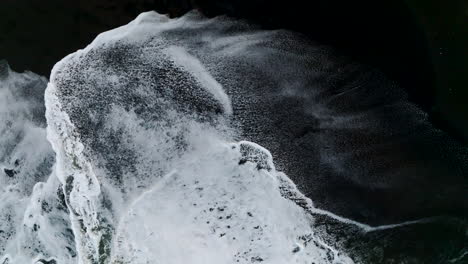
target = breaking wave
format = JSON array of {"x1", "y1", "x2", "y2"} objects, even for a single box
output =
[
  {"x1": 0, "y1": 12, "x2": 357, "y2": 264},
  {"x1": 0, "y1": 11, "x2": 466, "y2": 264}
]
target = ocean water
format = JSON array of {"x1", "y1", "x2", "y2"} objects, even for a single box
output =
[{"x1": 0, "y1": 11, "x2": 466, "y2": 264}]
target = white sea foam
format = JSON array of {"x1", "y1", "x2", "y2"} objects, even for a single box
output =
[
  {"x1": 111, "y1": 139, "x2": 354, "y2": 263},
  {"x1": 41, "y1": 10, "x2": 358, "y2": 263},
  {"x1": 0, "y1": 64, "x2": 72, "y2": 263}
]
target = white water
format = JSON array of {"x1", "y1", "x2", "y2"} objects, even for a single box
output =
[
  {"x1": 41, "y1": 10, "x2": 354, "y2": 262},
  {"x1": 0, "y1": 63, "x2": 73, "y2": 263}
]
